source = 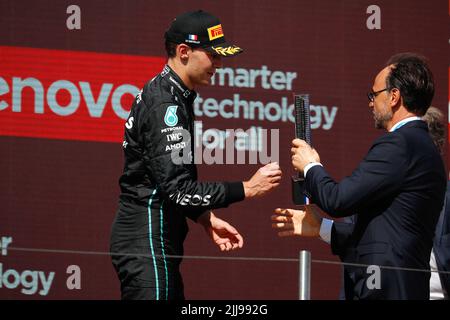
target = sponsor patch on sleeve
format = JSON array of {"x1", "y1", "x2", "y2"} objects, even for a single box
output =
[{"x1": 164, "y1": 105, "x2": 179, "y2": 127}]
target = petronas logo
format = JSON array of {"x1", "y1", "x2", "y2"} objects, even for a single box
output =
[{"x1": 164, "y1": 105, "x2": 178, "y2": 127}]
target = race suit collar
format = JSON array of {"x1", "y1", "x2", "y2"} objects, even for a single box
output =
[{"x1": 161, "y1": 65, "x2": 197, "y2": 103}]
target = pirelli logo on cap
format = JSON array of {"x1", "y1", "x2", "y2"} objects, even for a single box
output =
[{"x1": 207, "y1": 24, "x2": 224, "y2": 41}]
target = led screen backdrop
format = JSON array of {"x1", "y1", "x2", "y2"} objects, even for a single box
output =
[{"x1": 0, "y1": 0, "x2": 448, "y2": 299}]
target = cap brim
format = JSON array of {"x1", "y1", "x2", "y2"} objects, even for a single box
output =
[{"x1": 205, "y1": 44, "x2": 244, "y2": 57}]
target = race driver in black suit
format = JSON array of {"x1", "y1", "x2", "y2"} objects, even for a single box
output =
[{"x1": 110, "y1": 10, "x2": 282, "y2": 300}]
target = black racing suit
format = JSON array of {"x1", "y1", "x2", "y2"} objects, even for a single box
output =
[{"x1": 110, "y1": 65, "x2": 245, "y2": 300}]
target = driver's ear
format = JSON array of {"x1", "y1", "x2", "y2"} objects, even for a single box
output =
[{"x1": 177, "y1": 44, "x2": 190, "y2": 60}]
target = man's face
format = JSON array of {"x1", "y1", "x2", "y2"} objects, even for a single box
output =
[
  {"x1": 186, "y1": 47, "x2": 222, "y2": 87},
  {"x1": 370, "y1": 67, "x2": 393, "y2": 129}
]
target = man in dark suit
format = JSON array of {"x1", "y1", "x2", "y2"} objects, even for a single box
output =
[
  {"x1": 338, "y1": 107, "x2": 449, "y2": 300},
  {"x1": 273, "y1": 53, "x2": 446, "y2": 299}
]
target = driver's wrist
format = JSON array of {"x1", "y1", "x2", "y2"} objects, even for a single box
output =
[{"x1": 243, "y1": 181, "x2": 256, "y2": 198}]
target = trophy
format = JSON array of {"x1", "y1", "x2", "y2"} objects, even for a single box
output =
[{"x1": 291, "y1": 94, "x2": 311, "y2": 205}]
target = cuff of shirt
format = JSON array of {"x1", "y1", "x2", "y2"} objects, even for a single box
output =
[
  {"x1": 319, "y1": 218, "x2": 334, "y2": 244},
  {"x1": 304, "y1": 162, "x2": 323, "y2": 178}
]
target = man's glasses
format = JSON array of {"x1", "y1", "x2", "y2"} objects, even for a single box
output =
[{"x1": 367, "y1": 88, "x2": 388, "y2": 102}]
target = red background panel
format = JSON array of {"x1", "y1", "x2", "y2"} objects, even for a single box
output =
[{"x1": 0, "y1": 46, "x2": 165, "y2": 142}]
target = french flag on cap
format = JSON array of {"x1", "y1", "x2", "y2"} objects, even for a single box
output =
[{"x1": 188, "y1": 34, "x2": 198, "y2": 41}]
